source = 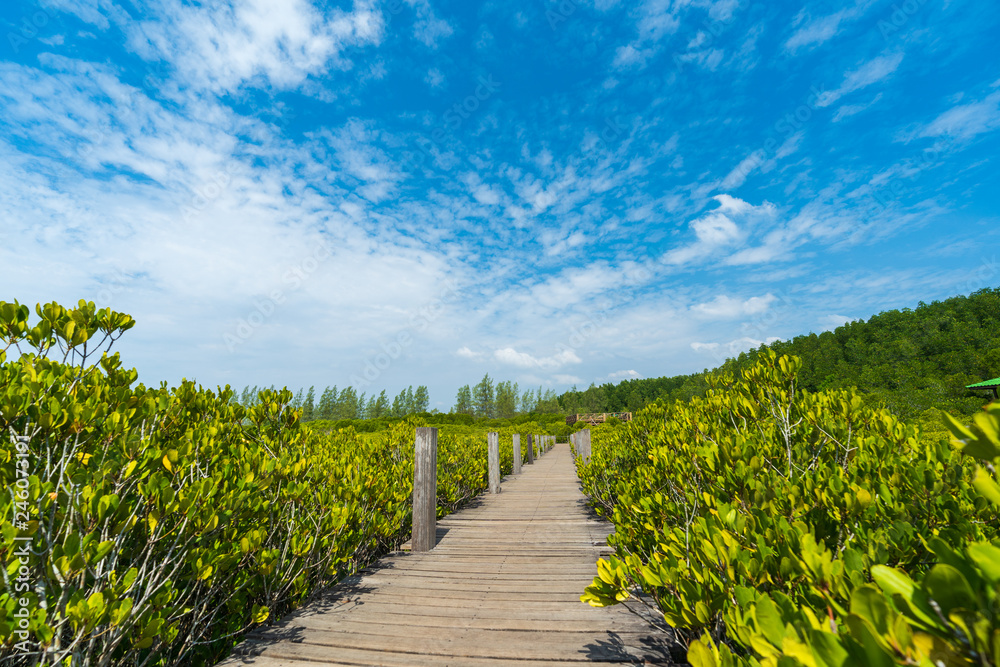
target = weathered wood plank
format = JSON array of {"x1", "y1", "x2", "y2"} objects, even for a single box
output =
[
  {"x1": 218, "y1": 443, "x2": 679, "y2": 666},
  {"x1": 411, "y1": 427, "x2": 437, "y2": 552}
]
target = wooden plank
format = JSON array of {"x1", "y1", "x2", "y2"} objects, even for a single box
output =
[{"x1": 219, "y1": 443, "x2": 679, "y2": 665}]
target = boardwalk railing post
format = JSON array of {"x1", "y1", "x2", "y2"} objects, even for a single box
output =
[
  {"x1": 512, "y1": 434, "x2": 522, "y2": 475},
  {"x1": 413, "y1": 427, "x2": 438, "y2": 552},
  {"x1": 488, "y1": 432, "x2": 501, "y2": 494},
  {"x1": 526, "y1": 434, "x2": 534, "y2": 464},
  {"x1": 580, "y1": 429, "x2": 591, "y2": 464}
]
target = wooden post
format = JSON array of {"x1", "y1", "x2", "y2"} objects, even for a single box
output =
[
  {"x1": 579, "y1": 429, "x2": 591, "y2": 464},
  {"x1": 512, "y1": 434, "x2": 521, "y2": 475},
  {"x1": 488, "y1": 431, "x2": 500, "y2": 494},
  {"x1": 527, "y1": 434, "x2": 534, "y2": 464},
  {"x1": 412, "y1": 427, "x2": 438, "y2": 552}
]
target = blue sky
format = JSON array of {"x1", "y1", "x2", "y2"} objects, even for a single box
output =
[{"x1": 1, "y1": 0, "x2": 999, "y2": 410}]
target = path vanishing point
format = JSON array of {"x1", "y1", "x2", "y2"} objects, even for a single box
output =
[{"x1": 220, "y1": 442, "x2": 678, "y2": 666}]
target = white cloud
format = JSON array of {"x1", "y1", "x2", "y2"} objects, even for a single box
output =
[
  {"x1": 607, "y1": 370, "x2": 642, "y2": 381},
  {"x1": 424, "y1": 67, "x2": 445, "y2": 88},
  {"x1": 407, "y1": 0, "x2": 454, "y2": 48},
  {"x1": 832, "y1": 93, "x2": 883, "y2": 122},
  {"x1": 919, "y1": 91, "x2": 1000, "y2": 141},
  {"x1": 610, "y1": 0, "x2": 682, "y2": 70},
  {"x1": 494, "y1": 347, "x2": 582, "y2": 370},
  {"x1": 613, "y1": 44, "x2": 654, "y2": 69},
  {"x1": 816, "y1": 52, "x2": 904, "y2": 108},
  {"x1": 722, "y1": 153, "x2": 762, "y2": 190},
  {"x1": 721, "y1": 132, "x2": 802, "y2": 190},
  {"x1": 456, "y1": 346, "x2": 481, "y2": 359},
  {"x1": 691, "y1": 294, "x2": 777, "y2": 318},
  {"x1": 784, "y1": 9, "x2": 852, "y2": 53},
  {"x1": 664, "y1": 195, "x2": 776, "y2": 265},
  {"x1": 128, "y1": 0, "x2": 385, "y2": 94}
]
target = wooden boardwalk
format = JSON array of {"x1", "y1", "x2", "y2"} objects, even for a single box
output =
[{"x1": 221, "y1": 443, "x2": 679, "y2": 666}]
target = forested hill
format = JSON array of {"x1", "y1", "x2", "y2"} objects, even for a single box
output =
[{"x1": 560, "y1": 287, "x2": 1000, "y2": 420}]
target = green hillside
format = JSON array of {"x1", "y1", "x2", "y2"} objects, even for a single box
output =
[{"x1": 561, "y1": 287, "x2": 1000, "y2": 421}]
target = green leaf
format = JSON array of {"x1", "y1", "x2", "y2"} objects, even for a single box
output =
[
  {"x1": 807, "y1": 629, "x2": 850, "y2": 667},
  {"x1": 687, "y1": 640, "x2": 718, "y2": 667},
  {"x1": 922, "y1": 564, "x2": 976, "y2": 615},
  {"x1": 92, "y1": 540, "x2": 115, "y2": 564},
  {"x1": 871, "y1": 566, "x2": 940, "y2": 630},
  {"x1": 849, "y1": 585, "x2": 890, "y2": 636},
  {"x1": 973, "y1": 467, "x2": 1000, "y2": 507},
  {"x1": 754, "y1": 595, "x2": 786, "y2": 648},
  {"x1": 871, "y1": 565, "x2": 915, "y2": 599},
  {"x1": 110, "y1": 599, "x2": 134, "y2": 626},
  {"x1": 968, "y1": 543, "x2": 1000, "y2": 584},
  {"x1": 851, "y1": 615, "x2": 896, "y2": 667},
  {"x1": 695, "y1": 601, "x2": 712, "y2": 625}
]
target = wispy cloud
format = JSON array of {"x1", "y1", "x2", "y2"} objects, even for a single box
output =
[
  {"x1": 494, "y1": 347, "x2": 582, "y2": 370},
  {"x1": 407, "y1": 0, "x2": 454, "y2": 48},
  {"x1": 816, "y1": 52, "x2": 904, "y2": 108},
  {"x1": 128, "y1": 0, "x2": 385, "y2": 94},
  {"x1": 919, "y1": 90, "x2": 1000, "y2": 141},
  {"x1": 784, "y1": 7, "x2": 858, "y2": 53},
  {"x1": 691, "y1": 294, "x2": 778, "y2": 318}
]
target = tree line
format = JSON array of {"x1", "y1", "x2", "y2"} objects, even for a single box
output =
[
  {"x1": 237, "y1": 384, "x2": 429, "y2": 421},
  {"x1": 452, "y1": 375, "x2": 563, "y2": 418}
]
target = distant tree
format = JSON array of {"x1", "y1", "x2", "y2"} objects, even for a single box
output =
[
  {"x1": 317, "y1": 386, "x2": 337, "y2": 420},
  {"x1": 405, "y1": 386, "x2": 415, "y2": 413},
  {"x1": 537, "y1": 388, "x2": 561, "y2": 414},
  {"x1": 472, "y1": 374, "x2": 495, "y2": 418},
  {"x1": 520, "y1": 388, "x2": 536, "y2": 414},
  {"x1": 582, "y1": 383, "x2": 607, "y2": 413},
  {"x1": 371, "y1": 390, "x2": 390, "y2": 418},
  {"x1": 332, "y1": 387, "x2": 353, "y2": 419},
  {"x1": 495, "y1": 380, "x2": 519, "y2": 418},
  {"x1": 391, "y1": 388, "x2": 407, "y2": 417},
  {"x1": 414, "y1": 385, "x2": 430, "y2": 412},
  {"x1": 454, "y1": 385, "x2": 473, "y2": 414},
  {"x1": 625, "y1": 388, "x2": 643, "y2": 412},
  {"x1": 302, "y1": 386, "x2": 315, "y2": 421}
]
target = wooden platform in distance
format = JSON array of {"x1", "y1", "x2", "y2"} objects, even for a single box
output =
[{"x1": 219, "y1": 443, "x2": 680, "y2": 666}]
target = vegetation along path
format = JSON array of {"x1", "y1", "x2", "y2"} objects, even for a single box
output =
[{"x1": 221, "y1": 442, "x2": 678, "y2": 666}]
